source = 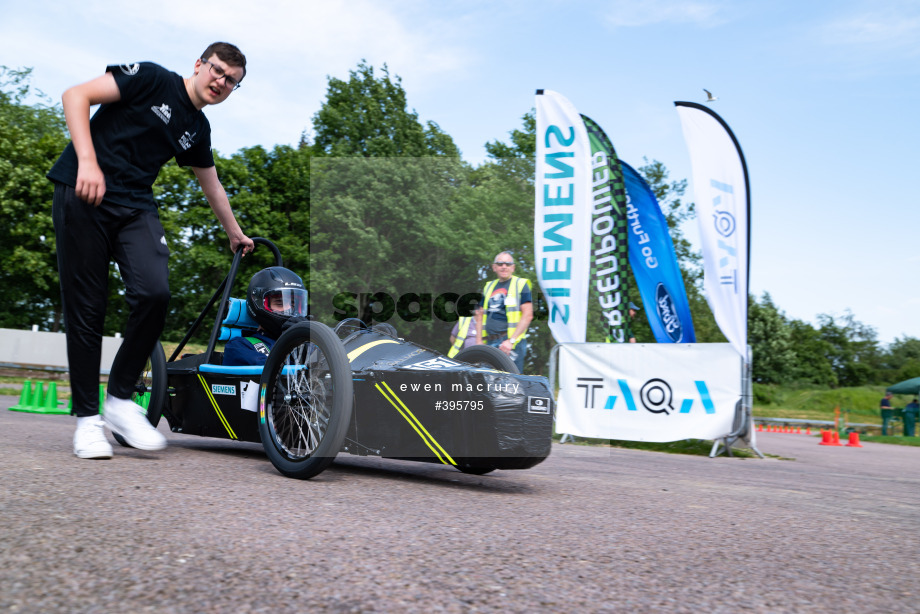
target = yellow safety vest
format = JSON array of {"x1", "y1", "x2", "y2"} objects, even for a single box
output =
[
  {"x1": 481, "y1": 275, "x2": 531, "y2": 349},
  {"x1": 447, "y1": 316, "x2": 475, "y2": 358}
]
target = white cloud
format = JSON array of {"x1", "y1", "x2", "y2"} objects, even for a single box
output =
[
  {"x1": 603, "y1": 0, "x2": 729, "y2": 28},
  {"x1": 820, "y1": 5, "x2": 920, "y2": 56},
  {"x1": 1, "y1": 0, "x2": 481, "y2": 151}
]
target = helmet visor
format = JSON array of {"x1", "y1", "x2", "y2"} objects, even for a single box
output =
[{"x1": 263, "y1": 289, "x2": 308, "y2": 317}]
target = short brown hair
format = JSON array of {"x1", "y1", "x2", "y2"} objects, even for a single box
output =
[{"x1": 201, "y1": 42, "x2": 247, "y2": 80}]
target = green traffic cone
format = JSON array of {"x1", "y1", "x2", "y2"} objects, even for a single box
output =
[
  {"x1": 98, "y1": 384, "x2": 106, "y2": 413},
  {"x1": 9, "y1": 380, "x2": 34, "y2": 412},
  {"x1": 33, "y1": 383, "x2": 45, "y2": 412},
  {"x1": 38, "y1": 382, "x2": 68, "y2": 415}
]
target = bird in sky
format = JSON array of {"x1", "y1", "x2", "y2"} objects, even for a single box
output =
[{"x1": 704, "y1": 89, "x2": 718, "y2": 102}]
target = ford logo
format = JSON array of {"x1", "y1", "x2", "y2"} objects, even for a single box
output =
[{"x1": 655, "y1": 283, "x2": 683, "y2": 342}]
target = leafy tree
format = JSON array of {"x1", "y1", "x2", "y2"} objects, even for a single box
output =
[
  {"x1": 0, "y1": 67, "x2": 69, "y2": 330},
  {"x1": 786, "y1": 319, "x2": 837, "y2": 386},
  {"x1": 308, "y1": 155, "x2": 468, "y2": 349},
  {"x1": 307, "y1": 61, "x2": 470, "y2": 351},
  {"x1": 748, "y1": 293, "x2": 795, "y2": 383},
  {"x1": 484, "y1": 110, "x2": 536, "y2": 169},
  {"x1": 880, "y1": 336, "x2": 920, "y2": 383},
  {"x1": 312, "y1": 61, "x2": 459, "y2": 158},
  {"x1": 817, "y1": 311, "x2": 882, "y2": 387}
]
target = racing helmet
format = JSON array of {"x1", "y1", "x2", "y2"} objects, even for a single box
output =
[{"x1": 245, "y1": 267, "x2": 308, "y2": 337}]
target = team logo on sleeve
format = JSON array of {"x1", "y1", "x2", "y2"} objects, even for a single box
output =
[
  {"x1": 178, "y1": 131, "x2": 197, "y2": 150},
  {"x1": 151, "y1": 104, "x2": 172, "y2": 124},
  {"x1": 120, "y1": 63, "x2": 140, "y2": 75}
]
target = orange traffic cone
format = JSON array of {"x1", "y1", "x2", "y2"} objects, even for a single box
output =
[
  {"x1": 846, "y1": 432, "x2": 863, "y2": 448},
  {"x1": 819, "y1": 430, "x2": 831, "y2": 445},
  {"x1": 830, "y1": 432, "x2": 843, "y2": 446}
]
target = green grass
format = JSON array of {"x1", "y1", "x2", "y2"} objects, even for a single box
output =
[
  {"x1": 857, "y1": 435, "x2": 920, "y2": 447},
  {"x1": 752, "y1": 383, "x2": 905, "y2": 422}
]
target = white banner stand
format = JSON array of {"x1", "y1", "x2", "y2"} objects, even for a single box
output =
[
  {"x1": 710, "y1": 346, "x2": 762, "y2": 458},
  {"x1": 550, "y1": 343, "x2": 762, "y2": 458}
]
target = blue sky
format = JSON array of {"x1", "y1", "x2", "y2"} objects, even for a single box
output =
[{"x1": 2, "y1": 0, "x2": 918, "y2": 345}]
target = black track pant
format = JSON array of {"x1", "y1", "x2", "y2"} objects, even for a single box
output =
[{"x1": 52, "y1": 183, "x2": 170, "y2": 417}]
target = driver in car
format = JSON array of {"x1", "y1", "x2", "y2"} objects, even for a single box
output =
[{"x1": 223, "y1": 267, "x2": 308, "y2": 366}]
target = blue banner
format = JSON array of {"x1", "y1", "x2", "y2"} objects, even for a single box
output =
[{"x1": 622, "y1": 160, "x2": 696, "y2": 343}]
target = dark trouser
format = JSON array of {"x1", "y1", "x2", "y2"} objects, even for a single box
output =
[
  {"x1": 904, "y1": 414, "x2": 916, "y2": 437},
  {"x1": 52, "y1": 184, "x2": 170, "y2": 417}
]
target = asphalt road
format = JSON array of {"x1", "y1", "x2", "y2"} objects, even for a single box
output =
[{"x1": 2, "y1": 396, "x2": 920, "y2": 613}]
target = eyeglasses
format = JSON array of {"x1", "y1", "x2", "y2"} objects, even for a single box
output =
[
  {"x1": 493, "y1": 262, "x2": 514, "y2": 267},
  {"x1": 201, "y1": 58, "x2": 242, "y2": 91}
]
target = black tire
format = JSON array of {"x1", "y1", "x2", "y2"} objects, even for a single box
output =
[
  {"x1": 113, "y1": 341, "x2": 167, "y2": 448},
  {"x1": 457, "y1": 463, "x2": 496, "y2": 475},
  {"x1": 371, "y1": 322, "x2": 398, "y2": 337},
  {"x1": 453, "y1": 344, "x2": 520, "y2": 374},
  {"x1": 259, "y1": 321, "x2": 353, "y2": 479}
]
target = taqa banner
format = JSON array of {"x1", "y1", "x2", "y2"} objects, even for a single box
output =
[
  {"x1": 535, "y1": 90, "x2": 592, "y2": 343},
  {"x1": 621, "y1": 160, "x2": 696, "y2": 343},
  {"x1": 555, "y1": 343, "x2": 741, "y2": 441},
  {"x1": 675, "y1": 102, "x2": 749, "y2": 357}
]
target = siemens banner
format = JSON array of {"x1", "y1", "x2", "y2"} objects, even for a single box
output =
[
  {"x1": 535, "y1": 90, "x2": 592, "y2": 343},
  {"x1": 555, "y1": 343, "x2": 741, "y2": 442},
  {"x1": 621, "y1": 160, "x2": 696, "y2": 343}
]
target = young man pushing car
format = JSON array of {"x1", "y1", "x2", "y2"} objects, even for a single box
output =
[{"x1": 47, "y1": 43, "x2": 254, "y2": 459}]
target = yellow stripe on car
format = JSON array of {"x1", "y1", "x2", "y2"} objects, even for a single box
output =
[
  {"x1": 347, "y1": 340, "x2": 400, "y2": 363},
  {"x1": 375, "y1": 381, "x2": 456, "y2": 466},
  {"x1": 197, "y1": 374, "x2": 238, "y2": 439}
]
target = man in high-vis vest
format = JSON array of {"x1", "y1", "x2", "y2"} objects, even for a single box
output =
[{"x1": 473, "y1": 252, "x2": 533, "y2": 372}]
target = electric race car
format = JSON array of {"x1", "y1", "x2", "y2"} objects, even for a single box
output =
[{"x1": 130, "y1": 238, "x2": 554, "y2": 479}]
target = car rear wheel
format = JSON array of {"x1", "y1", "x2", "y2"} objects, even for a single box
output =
[
  {"x1": 259, "y1": 321, "x2": 353, "y2": 479},
  {"x1": 113, "y1": 341, "x2": 167, "y2": 448},
  {"x1": 453, "y1": 344, "x2": 520, "y2": 374}
]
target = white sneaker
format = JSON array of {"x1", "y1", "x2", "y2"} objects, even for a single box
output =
[
  {"x1": 74, "y1": 415, "x2": 113, "y2": 459},
  {"x1": 103, "y1": 394, "x2": 167, "y2": 451}
]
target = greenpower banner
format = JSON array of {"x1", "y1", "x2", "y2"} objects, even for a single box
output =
[{"x1": 580, "y1": 114, "x2": 629, "y2": 343}]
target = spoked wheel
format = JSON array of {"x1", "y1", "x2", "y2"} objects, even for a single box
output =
[
  {"x1": 259, "y1": 321, "x2": 353, "y2": 479},
  {"x1": 454, "y1": 344, "x2": 520, "y2": 374},
  {"x1": 113, "y1": 341, "x2": 167, "y2": 448}
]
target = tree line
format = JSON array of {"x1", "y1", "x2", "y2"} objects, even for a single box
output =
[{"x1": 1, "y1": 62, "x2": 916, "y2": 384}]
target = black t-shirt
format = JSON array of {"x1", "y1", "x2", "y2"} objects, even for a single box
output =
[{"x1": 47, "y1": 62, "x2": 214, "y2": 210}]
